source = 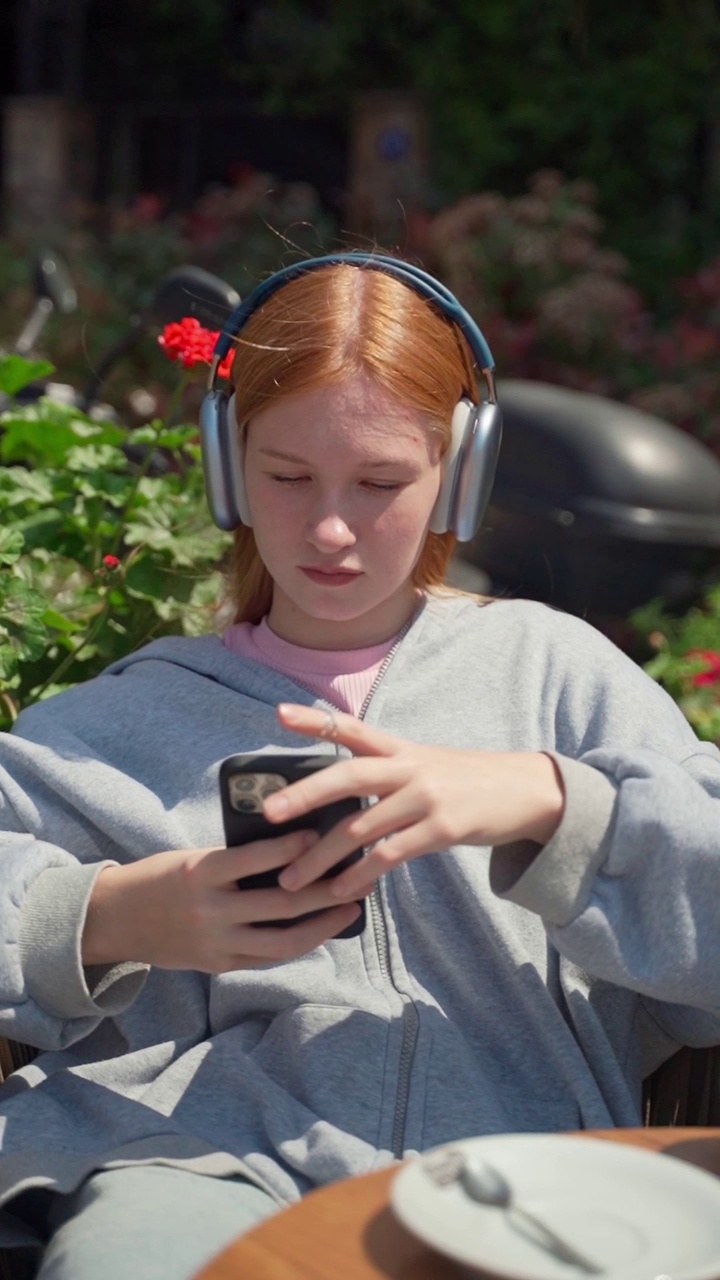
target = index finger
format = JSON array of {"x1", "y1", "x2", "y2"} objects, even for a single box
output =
[
  {"x1": 277, "y1": 703, "x2": 402, "y2": 757},
  {"x1": 262, "y1": 754, "x2": 394, "y2": 824}
]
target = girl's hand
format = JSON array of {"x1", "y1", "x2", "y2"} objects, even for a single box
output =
[
  {"x1": 82, "y1": 830, "x2": 364, "y2": 974},
  {"x1": 268, "y1": 704, "x2": 566, "y2": 901}
]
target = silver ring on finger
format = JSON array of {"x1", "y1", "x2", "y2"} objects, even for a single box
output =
[{"x1": 320, "y1": 708, "x2": 339, "y2": 742}]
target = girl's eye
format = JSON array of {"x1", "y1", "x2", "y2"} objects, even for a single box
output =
[{"x1": 268, "y1": 474, "x2": 404, "y2": 492}]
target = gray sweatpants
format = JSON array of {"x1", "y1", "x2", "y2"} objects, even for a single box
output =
[{"x1": 36, "y1": 1165, "x2": 279, "y2": 1280}]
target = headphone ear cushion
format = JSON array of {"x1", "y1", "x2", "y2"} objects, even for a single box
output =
[
  {"x1": 224, "y1": 393, "x2": 252, "y2": 526},
  {"x1": 450, "y1": 401, "x2": 503, "y2": 541},
  {"x1": 199, "y1": 390, "x2": 252, "y2": 529},
  {"x1": 428, "y1": 398, "x2": 475, "y2": 534}
]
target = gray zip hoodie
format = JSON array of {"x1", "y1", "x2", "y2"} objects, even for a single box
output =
[{"x1": 0, "y1": 593, "x2": 719, "y2": 1235}]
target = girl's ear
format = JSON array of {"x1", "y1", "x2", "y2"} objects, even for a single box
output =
[{"x1": 227, "y1": 393, "x2": 253, "y2": 527}]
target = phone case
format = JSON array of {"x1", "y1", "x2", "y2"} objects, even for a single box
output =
[{"x1": 219, "y1": 753, "x2": 366, "y2": 939}]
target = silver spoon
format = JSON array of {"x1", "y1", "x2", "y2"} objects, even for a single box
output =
[{"x1": 423, "y1": 1149, "x2": 604, "y2": 1274}]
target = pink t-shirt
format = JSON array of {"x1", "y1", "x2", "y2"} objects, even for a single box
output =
[{"x1": 222, "y1": 618, "x2": 396, "y2": 715}]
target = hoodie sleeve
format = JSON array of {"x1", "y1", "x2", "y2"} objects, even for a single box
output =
[
  {"x1": 488, "y1": 616, "x2": 720, "y2": 1045},
  {"x1": 0, "y1": 725, "x2": 150, "y2": 1050}
]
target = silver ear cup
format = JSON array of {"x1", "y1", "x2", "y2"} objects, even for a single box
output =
[
  {"x1": 199, "y1": 390, "x2": 252, "y2": 529},
  {"x1": 429, "y1": 398, "x2": 475, "y2": 534},
  {"x1": 450, "y1": 401, "x2": 503, "y2": 542}
]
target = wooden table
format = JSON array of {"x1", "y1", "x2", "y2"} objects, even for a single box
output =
[{"x1": 195, "y1": 1128, "x2": 720, "y2": 1280}]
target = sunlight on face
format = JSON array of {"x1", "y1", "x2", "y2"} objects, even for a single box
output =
[{"x1": 244, "y1": 375, "x2": 444, "y2": 648}]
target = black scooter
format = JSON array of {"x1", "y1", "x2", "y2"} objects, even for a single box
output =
[{"x1": 453, "y1": 379, "x2": 720, "y2": 627}]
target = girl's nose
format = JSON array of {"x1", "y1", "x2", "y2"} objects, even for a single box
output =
[{"x1": 306, "y1": 511, "x2": 356, "y2": 552}]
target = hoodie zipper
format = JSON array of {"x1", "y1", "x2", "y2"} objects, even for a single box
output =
[
  {"x1": 368, "y1": 890, "x2": 419, "y2": 1157},
  {"x1": 357, "y1": 612, "x2": 421, "y2": 1160},
  {"x1": 278, "y1": 608, "x2": 421, "y2": 1160}
]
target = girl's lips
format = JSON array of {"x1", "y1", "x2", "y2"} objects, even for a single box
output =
[{"x1": 300, "y1": 567, "x2": 362, "y2": 586}]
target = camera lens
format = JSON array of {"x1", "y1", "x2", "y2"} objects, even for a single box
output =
[{"x1": 234, "y1": 797, "x2": 258, "y2": 813}]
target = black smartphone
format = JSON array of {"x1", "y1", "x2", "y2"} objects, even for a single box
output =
[{"x1": 219, "y1": 753, "x2": 366, "y2": 939}]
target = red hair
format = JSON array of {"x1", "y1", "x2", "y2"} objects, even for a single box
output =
[{"x1": 224, "y1": 263, "x2": 480, "y2": 623}]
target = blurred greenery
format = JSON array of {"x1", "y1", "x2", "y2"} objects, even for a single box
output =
[
  {"x1": 0, "y1": 173, "x2": 337, "y2": 420},
  {"x1": 0, "y1": 354, "x2": 231, "y2": 731},
  {"x1": 238, "y1": 0, "x2": 720, "y2": 297},
  {"x1": 632, "y1": 588, "x2": 720, "y2": 741},
  {"x1": 67, "y1": 1, "x2": 720, "y2": 299}
]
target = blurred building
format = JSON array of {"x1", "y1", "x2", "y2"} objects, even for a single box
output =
[
  {"x1": 1, "y1": 2, "x2": 428, "y2": 244},
  {"x1": 0, "y1": 1, "x2": 350, "y2": 230}
]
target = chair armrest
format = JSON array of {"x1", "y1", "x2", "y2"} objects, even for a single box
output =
[
  {"x1": 643, "y1": 1045, "x2": 720, "y2": 1126},
  {"x1": 0, "y1": 1038, "x2": 37, "y2": 1083}
]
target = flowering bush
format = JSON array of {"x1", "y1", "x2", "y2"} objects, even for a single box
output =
[
  {"x1": 422, "y1": 170, "x2": 649, "y2": 398},
  {"x1": 631, "y1": 588, "x2": 720, "y2": 742},
  {"x1": 0, "y1": 351, "x2": 232, "y2": 732},
  {"x1": 417, "y1": 168, "x2": 720, "y2": 463},
  {"x1": 626, "y1": 257, "x2": 720, "y2": 454}
]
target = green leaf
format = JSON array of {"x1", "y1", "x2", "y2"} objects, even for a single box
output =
[
  {"x1": 74, "y1": 471, "x2": 136, "y2": 506},
  {"x1": 161, "y1": 529, "x2": 230, "y2": 568},
  {"x1": 123, "y1": 521, "x2": 173, "y2": 551},
  {"x1": 125, "y1": 423, "x2": 162, "y2": 445},
  {"x1": 182, "y1": 571, "x2": 226, "y2": 635},
  {"x1": 0, "y1": 578, "x2": 50, "y2": 674},
  {"x1": 0, "y1": 403, "x2": 126, "y2": 468},
  {"x1": 0, "y1": 466, "x2": 56, "y2": 507},
  {"x1": 7, "y1": 508, "x2": 70, "y2": 555},
  {"x1": 124, "y1": 556, "x2": 193, "y2": 602},
  {"x1": 135, "y1": 475, "x2": 173, "y2": 503},
  {"x1": 27, "y1": 682, "x2": 74, "y2": 704},
  {"x1": 41, "y1": 608, "x2": 79, "y2": 634},
  {"x1": 0, "y1": 354, "x2": 55, "y2": 397},
  {"x1": 20, "y1": 554, "x2": 102, "y2": 625},
  {"x1": 0, "y1": 528, "x2": 25, "y2": 567},
  {"x1": 65, "y1": 444, "x2": 128, "y2": 473},
  {"x1": 128, "y1": 422, "x2": 198, "y2": 450}
]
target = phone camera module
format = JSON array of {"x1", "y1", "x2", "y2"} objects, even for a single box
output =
[{"x1": 228, "y1": 771, "x2": 289, "y2": 814}]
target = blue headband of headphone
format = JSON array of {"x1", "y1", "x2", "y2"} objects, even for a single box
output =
[{"x1": 209, "y1": 251, "x2": 495, "y2": 380}]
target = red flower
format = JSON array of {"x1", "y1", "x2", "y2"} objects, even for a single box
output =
[
  {"x1": 686, "y1": 648, "x2": 720, "y2": 687},
  {"x1": 131, "y1": 193, "x2": 165, "y2": 223},
  {"x1": 158, "y1": 317, "x2": 234, "y2": 379},
  {"x1": 102, "y1": 554, "x2": 121, "y2": 568}
]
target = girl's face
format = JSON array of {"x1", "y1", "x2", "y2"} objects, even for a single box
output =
[{"x1": 244, "y1": 375, "x2": 444, "y2": 648}]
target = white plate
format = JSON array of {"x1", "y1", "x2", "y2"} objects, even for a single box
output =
[{"x1": 391, "y1": 1133, "x2": 720, "y2": 1280}]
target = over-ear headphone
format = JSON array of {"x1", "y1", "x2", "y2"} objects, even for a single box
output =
[{"x1": 199, "y1": 253, "x2": 502, "y2": 541}]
